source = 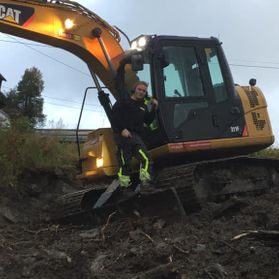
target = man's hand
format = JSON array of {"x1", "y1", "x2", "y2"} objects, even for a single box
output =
[
  {"x1": 151, "y1": 98, "x2": 158, "y2": 110},
  {"x1": 121, "y1": 128, "x2": 132, "y2": 138}
]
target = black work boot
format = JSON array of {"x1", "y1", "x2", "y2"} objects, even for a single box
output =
[{"x1": 121, "y1": 186, "x2": 136, "y2": 198}]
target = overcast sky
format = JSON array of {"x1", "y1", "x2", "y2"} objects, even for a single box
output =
[{"x1": 1, "y1": 0, "x2": 279, "y2": 144}]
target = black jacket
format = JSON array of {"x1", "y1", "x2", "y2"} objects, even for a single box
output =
[{"x1": 112, "y1": 97, "x2": 156, "y2": 135}]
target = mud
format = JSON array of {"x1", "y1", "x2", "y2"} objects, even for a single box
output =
[{"x1": 1, "y1": 168, "x2": 279, "y2": 278}]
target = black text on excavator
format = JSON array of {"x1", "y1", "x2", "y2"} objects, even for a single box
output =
[{"x1": 0, "y1": 0, "x2": 277, "y2": 223}]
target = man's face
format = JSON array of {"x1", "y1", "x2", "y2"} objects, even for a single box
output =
[{"x1": 133, "y1": 84, "x2": 147, "y2": 100}]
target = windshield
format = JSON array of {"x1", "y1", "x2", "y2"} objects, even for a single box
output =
[
  {"x1": 162, "y1": 46, "x2": 205, "y2": 98},
  {"x1": 160, "y1": 45, "x2": 208, "y2": 129}
]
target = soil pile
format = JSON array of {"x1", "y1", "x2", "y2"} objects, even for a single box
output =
[{"x1": 0, "y1": 169, "x2": 279, "y2": 279}]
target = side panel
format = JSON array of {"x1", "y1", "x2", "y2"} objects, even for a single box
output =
[{"x1": 236, "y1": 86, "x2": 273, "y2": 137}]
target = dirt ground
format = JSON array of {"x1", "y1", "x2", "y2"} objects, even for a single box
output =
[{"x1": 1, "y1": 168, "x2": 279, "y2": 279}]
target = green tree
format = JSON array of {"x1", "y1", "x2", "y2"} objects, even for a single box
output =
[
  {"x1": 6, "y1": 67, "x2": 46, "y2": 127},
  {"x1": 0, "y1": 92, "x2": 6, "y2": 109}
]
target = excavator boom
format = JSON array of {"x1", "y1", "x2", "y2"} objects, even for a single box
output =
[{"x1": 0, "y1": 0, "x2": 124, "y2": 94}]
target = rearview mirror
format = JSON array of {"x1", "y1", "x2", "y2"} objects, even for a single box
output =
[
  {"x1": 131, "y1": 54, "x2": 144, "y2": 71},
  {"x1": 158, "y1": 49, "x2": 169, "y2": 68}
]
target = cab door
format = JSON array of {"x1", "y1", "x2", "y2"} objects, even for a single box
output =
[{"x1": 153, "y1": 38, "x2": 245, "y2": 143}]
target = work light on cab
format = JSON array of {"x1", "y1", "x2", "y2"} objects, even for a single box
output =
[{"x1": 130, "y1": 35, "x2": 151, "y2": 50}]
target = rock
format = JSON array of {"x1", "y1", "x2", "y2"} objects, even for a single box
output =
[
  {"x1": 213, "y1": 263, "x2": 227, "y2": 275},
  {"x1": 193, "y1": 244, "x2": 206, "y2": 252},
  {"x1": 155, "y1": 241, "x2": 172, "y2": 257},
  {"x1": 24, "y1": 183, "x2": 41, "y2": 197},
  {"x1": 205, "y1": 263, "x2": 228, "y2": 278},
  {"x1": 173, "y1": 236, "x2": 185, "y2": 243},
  {"x1": 43, "y1": 248, "x2": 71, "y2": 262},
  {"x1": 0, "y1": 205, "x2": 18, "y2": 223},
  {"x1": 57, "y1": 180, "x2": 76, "y2": 194},
  {"x1": 90, "y1": 254, "x2": 107, "y2": 273},
  {"x1": 129, "y1": 229, "x2": 142, "y2": 241},
  {"x1": 21, "y1": 266, "x2": 32, "y2": 278},
  {"x1": 249, "y1": 246, "x2": 256, "y2": 254},
  {"x1": 213, "y1": 198, "x2": 248, "y2": 219},
  {"x1": 131, "y1": 263, "x2": 174, "y2": 279},
  {"x1": 130, "y1": 247, "x2": 138, "y2": 255},
  {"x1": 54, "y1": 168, "x2": 64, "y2": 177},
  {"x1": 79, "y1": 228, "x2": 99, "y2": 239},
  {"x1": 156, "y1": 241, "x2": 168, "y2": 250},
  {"x1": 153, "y1": 219, "x2": 166, "y2": 229}
]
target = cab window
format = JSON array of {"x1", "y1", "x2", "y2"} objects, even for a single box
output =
[
  {"x1": 123, "y1": 64, "x2": 153, "y2": 96},
  {"x1": 162, "y1": 46, "x2": 205, "y2": 98},
  {"x1": 205, "y1": 48, "x2": 228, "y2": 103}
]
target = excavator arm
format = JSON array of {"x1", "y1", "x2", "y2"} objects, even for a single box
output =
[{"x1": 0, "y1": 0, "x2": 125, "y2": 95}]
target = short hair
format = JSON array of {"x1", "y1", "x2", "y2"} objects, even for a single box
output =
[{"x1": 132, "y1": 81, "x2": 149, "y2": 92}]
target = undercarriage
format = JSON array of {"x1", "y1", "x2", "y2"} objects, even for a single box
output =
[{"x1": 53, "y1": 156, "x2": 279, "y2": 224}]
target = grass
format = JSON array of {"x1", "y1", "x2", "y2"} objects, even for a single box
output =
[
  {"x1": 253, "y1": 146, "x2": 279, "y2": 158},
  {"x1": 0, "y1": 117, "x2": 78, "y2": 187}
]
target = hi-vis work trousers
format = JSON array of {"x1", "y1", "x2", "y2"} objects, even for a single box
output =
[{"x1": 114, "y1": 132, "x2": 152, "y2": 187}]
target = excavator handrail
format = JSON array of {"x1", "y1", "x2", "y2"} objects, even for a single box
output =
[{"x1": 10, "y1": 0, "x2": 121, "y2": 42}]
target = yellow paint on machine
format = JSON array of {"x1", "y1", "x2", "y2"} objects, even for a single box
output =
[
  {"x1": 79, "y1": 128, "x2": 118, "y2": 179},
  {"x1": 236, "y1": 86, "x2": 273, "y2": 137}
]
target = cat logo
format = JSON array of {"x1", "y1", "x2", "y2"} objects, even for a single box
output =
[{"x1": 0, "y1": 4, "x2": 34, "y2": 26}]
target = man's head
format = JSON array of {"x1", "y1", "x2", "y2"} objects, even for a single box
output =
[{"x1": 131, "y1": 81, "x2": 148, "y2": 101}]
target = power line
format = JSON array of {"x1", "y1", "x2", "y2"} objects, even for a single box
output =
[
  {"x1": 44, "y1": 95, "x2": 100, "y2": 108},
  {"x1": 229, "y1": 63, "x2": 279, "y2": 70},
  {"x1": 0, "y1": 39, "x2": 53, "y2": 47},
  {"x1": 5, "y1": 34, "x2": 91, "y2": 77},
  {"x1": 230, "y1": 58, "x2": 279, "y2": 65},
  {"x1": 2, "y1": 86, "x2": 103, "y2": 109},
  {"x1": 1, "y1": 89, "x2": 104, "y2": 112},
  {"x1": 44, "y1": 100, "x2": 103, "y2": 112},
  {"x1": 3, "y1": 34, "x2": 279, "y2": 71}
]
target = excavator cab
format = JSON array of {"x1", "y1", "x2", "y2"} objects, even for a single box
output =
[
  {"x1": 80, "y1": 34, "x2": 274, "y2": 180},
  {"x1": 115, "y1": 35, "x2": 274, "y2": 167}
]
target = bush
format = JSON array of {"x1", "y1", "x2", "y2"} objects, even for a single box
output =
[
  {"x1": 0, "y1": 117, "x2": 78, "y2": 187},
  {"x1": 253, "y1": 146, "x2": 279, "y2": 158}
]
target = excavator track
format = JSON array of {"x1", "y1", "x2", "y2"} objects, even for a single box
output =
[
  {"x1": 155, "y1": 164, "x2": 201, "y2": 213},
  {"x1": 53, "y1": 156, "x2": 279, "y2": 224},
  {"x1": 192, "y1": 156, "x2": 279, "y2": 201}
]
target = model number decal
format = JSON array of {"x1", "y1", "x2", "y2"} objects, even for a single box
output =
[
  {"x1": 0, "y1": 4, "x2": 34, "y2": 26},
  {"x1": 230, "y1": 126, "x2": 240, "y2": 133}
]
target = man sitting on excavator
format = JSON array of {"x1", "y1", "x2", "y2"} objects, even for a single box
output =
[{"x1": 112, "y1": 81, "x2": 158, "y2": 191}]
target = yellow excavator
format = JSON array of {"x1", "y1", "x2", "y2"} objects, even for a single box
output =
[{"x1": 0, "y1": 0, "x2": 277, "y2": 222}]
